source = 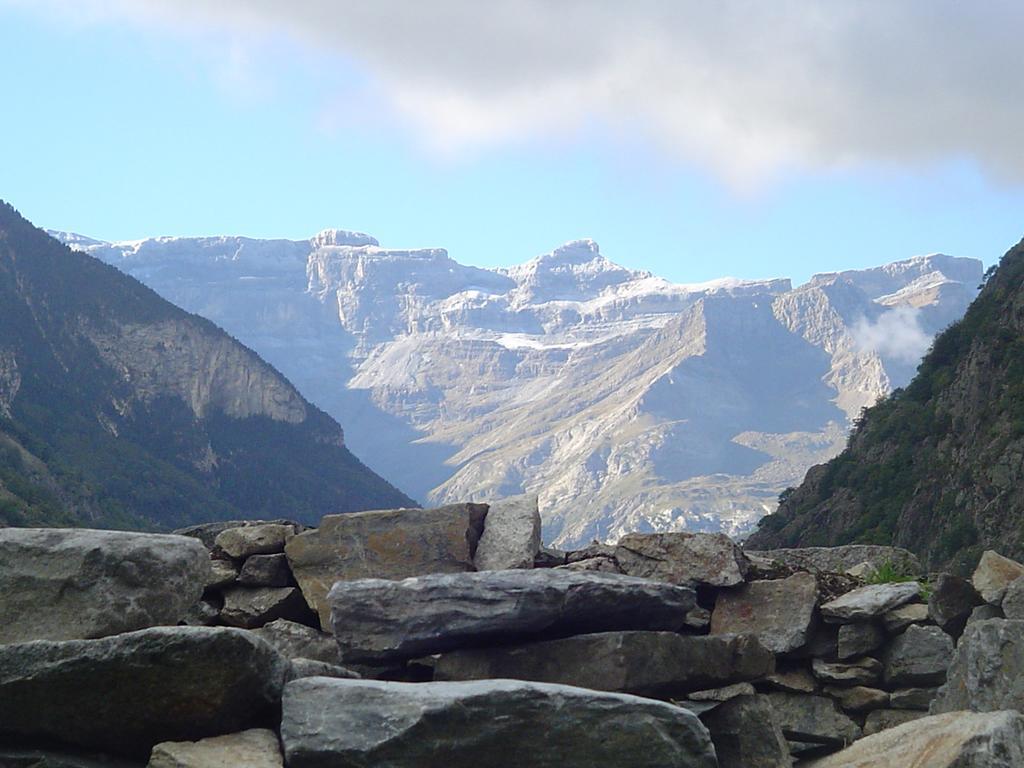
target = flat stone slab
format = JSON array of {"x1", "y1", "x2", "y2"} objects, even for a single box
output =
[
  {"x1": 328, "y1": 569, "x2": 695, "y2": 663},
  {"x1": 0, "y1": 626, "x2": 288, "y2": 756},
  {"x1": 933, "y1": 618, "x2": 1024, "y2": 714},
  {"x1": 710, "y1": 572, "x2": 818, "y2": 653},
  {"x1": 434, "y1": 630, "x2": 774, "y2": 697},
  {"x1": 285, "y1": 504, "x2": 486, "y2": 628},
  {"x1": 821, "y1": 582, "x2": 921, "y2": 623},
  {"x1": 803, "y1": 710, "x2": 1024, "y2": 767},
  {"x1": 0, "y1": 528, "x2": 210, "y2": 643},
  {"x1": 473, "y1": 494, "x2": 541, "y2": 571},
  {"x1": 614, "y1": 532, "x2": 748, "y2": 587},
  {"x1": 148, "y1": 729, "x2": 283, "y2": 768},
  {"x1": 280, "y1": 677, "x2": 718, "y2": 768},
  {"x1": 812, "y1": 657, "x2": 883, "y2": 687}
]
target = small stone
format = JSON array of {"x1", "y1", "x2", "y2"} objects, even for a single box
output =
[
  {"x1": 205, "y1": 559, "x2": 239, "y2": 591},
  {"x1": 927, "y1": 573, "x2": 983, "y2": 635},
  {"x1": 614, "y1": 531, "x2": 748, "y2": 587},
  {"x1": 765, "y1": 692, "x2": 861, "y2": 746},
  {"x1": 882, "y1": 603, "x2": 930, "y2": 634},
  {"x1": 823, "y1": 685, "x2": 889, "y2": 713},
  {"x1": 684, "y1": 605, "x2": 712, "y2": 631},
  {"x1": 889, "y1": 687, "x2": 938, "y2": 711},
  {"x1": 699, "y1": 694, "x2": 791, "y2": 768},
  {"x1": 837, "y1": 622, "x2": 884, "y2": 659},
  {"x1": 286, "y1": 658, "x2": 361, "y2": 682},
  {"x1": 215, "y1": 525, "x2": 293, "y2": 559},
  {"x1": 812, "y1": 657, "x2": 883, "y2": 687},
  {"x1": 972, "y1": 550, "x2": 1024, "y2": 604},
  {"x1": 253, "y1": 619, "x2": 339, "y2": 664},
  {"x1": 220, "y1": 587, "x2": 313, "y2": 629},
  {"x1": 1001, "y1": 576, "x2": 1024, "y2": 619},
  {"x1": 863, "y1": 708, "x2": 926, "y2": 736},
  {"x1": 760, "y1": 665, "x2": 818, "y2": 694},
  {"x1": 238, "y1": 554, "x2": 292, "y2": 587},
  {"x1": 473, "y1": 495, "x2": 541, "y2": 571},
  {"x1": 821, "y1": 583, "x2": 921, "y2": 623},
  {"x1": 147, "y1": 729, "x2": 283, "y2": 768},
  {"x1": 884, "y1": 624, "x2": 954, "y2": 687},
  {"x1": 710, "y1": 572, "x2": 818, "y2": 653}
]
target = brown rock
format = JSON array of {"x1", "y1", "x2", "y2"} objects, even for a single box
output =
[
  {"x1": 972, "y1": 550, "x2": 1024, "y2": 604},
  {"x1": 215, "y1": 525, "x2": 294, "y2": 560}
]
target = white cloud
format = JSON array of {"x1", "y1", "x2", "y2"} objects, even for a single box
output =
[
  {"x1": 852, "y1": 306, "x2": 932, "y2": 364},
  {"x1": 11, "y1": 0, "x2": 1024, "y2": 186}
]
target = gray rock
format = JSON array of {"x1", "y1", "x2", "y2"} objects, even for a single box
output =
[
  {"x1": 285, "y1": 504, "x2": 486, "y2": 628},
  {"x1": 760, "y1": 664, "x2": 818, "y2": 693},
  {"x1": 885, "y1": 624, "x2": 954, "y2": 687},
  {"x1": 972, "y1": 550, "x2": 1024, "y2": 604},
  {"x1": 534, "y1": 546, "x2": 567, "y2": 568},
  {"x1": 803, "y1": 710, "x2": 1024, "y2": 767},
  {"x1": 286, "y1": 658, "x2": 361, "y2": 682},
  {"x1": 434, "y1": 630, "x2": 774, "y2": 697},
  {"x1": 172, "y1": 520, "x2": 302, "y2": 550},
  {"x1": 765, "y1": 692, "x2": 861, "y2": 746},
  {"x1": 821, "y1": 582, "x2": 921, "y2": 623},
  {"x1": 889, "y1": 687, "x2": 938, "y2": 711},
  {"x1": 687, "y1": 682, "x2": 757, "y2": 702},
  {"x1": 746, "y1": 546, "x2": 921, "y2": 576},
  {"x1": 699, "y1": 694, "x2": 791, "y2": 768},
  {"x1": 837, "y1": 622, "x2": 884, "y2": 659},
  {"x1": 237, "y1": 554, "x2": 292, "y2": 587},
  {"x1": 932, "y1": 618, "x2": 1024, "y2": 713},
  {"x1": 812, "y1": 657, "x2": 883, "y2": 687},
  {"x1": 710, "y1": 572, "x2": 818, "y2": 653},
  {"x1": 1000, "y1": 576, "x2": 1024, "y2": 620},
  {"x1": 784, "y1": 622, "x2": 839, "y2": 660},
  {"x1": 882, "y1": 602, "x2": 930, "y2": 634},
  {"x1": 180, "y1": 599, "x2": 220, "y2": 627},
  {"x1": 219, "y1": 586, "x2": 312, "y2": 629},
  {"x1": 928, "y1": 573, "x2": 983, "y2": 634},
  {"x1": 328, "y1": 569, "x2": 695, "y2": 663},
  {"x1": 253, "y1": 619, "x2": 339, "y2": 664},
  {"x1": 0, "y1": 748, "x2": 141, "y2": 767},
  {"x1": 615, "y1": 531, "x2": 748, "y2": 587},
  {"x1": 280, "y1": 677, "x2": 718, "y2": 768},
  {"x1": 558, "y1": 556, "x2": 621, "y2": 573},
  {"x1": 147, "y1": 729, "x2": 283, "y2": 768},
  {"x1": 823, "y1": 685, "x2": 889, "y2": 713},
  {"x1": 863, "y1": 708, "x2": 928, "y2": 736},
  {"x1": 968, "y1": 603, "x2": 1004, "y2": 624},
  {"x1": 0, "y1": 528, "x2": 211, "y2": 644},
  {"x1": 0, "y1": 626, "x2": 288, "y2": 756},
  {"x1": 204, "y1": 559, "x2": 239, "y2": 591},
  {"x1": 214, "y1": 524, "x2": 293, "y2": 560},
  {"x1": 473, "y1": 495, "x2": 541, "y2": 571}
]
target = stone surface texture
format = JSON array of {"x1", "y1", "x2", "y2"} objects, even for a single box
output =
[
  {"x1": 615, "y1": 532, "x2": 748, "y2": 587},
  {"x1": 709, "y1": 571, "x2": 818, "y2": 653},
  {"x1": 972, "y1": 550, "x2": 1024, "y2": 604},
  {"x1": 253, "y1": 619, "x2": 339, "y2": 664},
  {"x1": 147, "y1": 729, "x2": 283, "y2": 768},
  {"x1": 473, "y1": 495, "x2": 541, "y2": 571},
  {"x1": 884, "y1": 624, "x2": 954, "y2": 687},
  {"x1": 933, "y1": 619, "x2": 1024, "y2": 713},
  {"x1": 219, "y1": 586, "x2": 311, "y2": 629},
  {"x1": 765, "y1": 692, "x2": 861, "y2": 746},
  {"x1": 821, "y1": 583, "x2": 921, "y2": 623},
  {"x1": 747, "y1": 546, "x2": 921, "y2": 576},
  {"x1": 214, "y1": 525, "x2": 293, "y2": 560},
  {"x1": 699, "y1": 694, "x2": 791, "y2": 768}
]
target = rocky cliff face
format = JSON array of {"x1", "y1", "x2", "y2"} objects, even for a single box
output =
[
  {"x1": 57, "y1": 228, "x2": 981, "y2": 547},
  {"x1": 748, "y1": 238, "x2": 1024, "y2": 572},
  {"x1": 0, "y1": 203, "x2": 413, "y2": 529}
]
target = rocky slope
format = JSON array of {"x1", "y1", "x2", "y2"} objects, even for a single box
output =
[
  {"x1": 57, "y1": 230, "x2": 982, "y2": 547},
  {"x1": 0, "y1": 203, "x2": 413, "y2": 529},
  {"x1": 748, "y1": 237, "x2": 1024, "y2": 572}
]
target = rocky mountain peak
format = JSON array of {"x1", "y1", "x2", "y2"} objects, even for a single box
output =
[{"x1": 309, "y1": 228, "x2": 379, "y2": 248}]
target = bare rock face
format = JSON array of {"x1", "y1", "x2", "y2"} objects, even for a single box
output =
[
  {"x1": 147, "y1": 729, "x2": 283, "y2": 768},
  {"x1": 280, "y1": 677, "x2": 719, "y2": 768},
  {"x1": 0, "y1": 528, "x2": 210, "y2": 644},
  {"x1": 821, "y1": 582, "x2": 921, "y2": 623},
  {"x1": 473, "y1": 495, "x2": 541, "y2": 571},
  {"x1": 434, "y1": 631, "x2": 774, "y2": 698},
  {"x1": 0, "y1": 627, "x2": 288, "y2": 756},
  {"x1": 327, "y1": 570, "x2": 695, "y2": 663},
  {"x1": 285, "y1": 504, "x2": 487, "y2": 628},
  {"x1": 933, "y1": 619, "x2": 1024, "y2": 714},
  {"x1": 972, "y1": 550, "x2": 1024, "y2": 604},
  {"x1": 710, "y1": 571, "x2": 818, "y2": 653},
  {"x1": 803, "y1": 711, "x2": 1024, "y2": 768},
  {"x1": 614, "y1": 532, "x2": 749, "y2": 587}
]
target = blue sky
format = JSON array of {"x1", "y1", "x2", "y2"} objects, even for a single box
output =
[{"x1": 2, "y1": 2, "x2": 1023, "y2": 284}]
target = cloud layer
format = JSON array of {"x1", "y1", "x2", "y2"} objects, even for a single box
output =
[
  {"x1": 17, "y1": 1, "x2": 1024, "y2": 185},
  {"x1": 852, "y1": 306, "x2": 932, "y2": 364}
]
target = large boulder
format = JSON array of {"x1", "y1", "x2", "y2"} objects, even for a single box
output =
[
  {"x1": 0, "y1": 626, "x2": 288, "y2": 756},
  {"x1": 473, "y1": 495, "x2": 541, "y2": 571},
  {"x1": 614, "y1": 532, "x2": 748, "y2": 587},
  {"x1": 746, "y1": 545, "x2": 921, "y2": 576},
  {"x1": 820, "y1": 582, "x2": 921, "y2": 623},
  {"x1": 280, "y1": 677, "x2": 718, "y2": 768},
  {"x1": 709, "y1": 571, "x2": 818, "y2": 653},
  {"x1": 884, "y1": 624, "x2": 954, "y2": 687},
  {"x1": 284, "y1": 504, "x2": 486, "y2": 628},
  {"x1": 972, "y1": 550, "x2": 1024, "y2": 604},
  {"x1": 0, "y1": 528, "x2": 211, "y2": 644},
  {"x1": 699, "y1": 694, "x2": 790, "y2": 768},
  {"x1": 328, "y1": 569, "x2": 695, "y2": 663},
  {"x1": 147, "y1": 729, "x2": 283, "y2": 768},
  {"x1": 434, "y1": 630, "x2": 774, "y2": 697},
  {"x1": 933, "y1": 619, "x2": 1024, "y2": 714},
  {"x1": 803, "y1": 710, "x2": 1024, "y2": 767}
]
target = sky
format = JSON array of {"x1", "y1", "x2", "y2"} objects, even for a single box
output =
[{"x1": 2, "y1": 1, "x2": 1023, "y2": 284}]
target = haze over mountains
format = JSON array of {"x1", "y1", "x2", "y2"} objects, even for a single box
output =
[{"x1": 56, "y1": 228, "x2": 983, "y2": 547}]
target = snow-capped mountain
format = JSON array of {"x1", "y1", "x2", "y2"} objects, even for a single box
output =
[{"x1": 54, "y1": 229, "x2": 982, "y2": 547}]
